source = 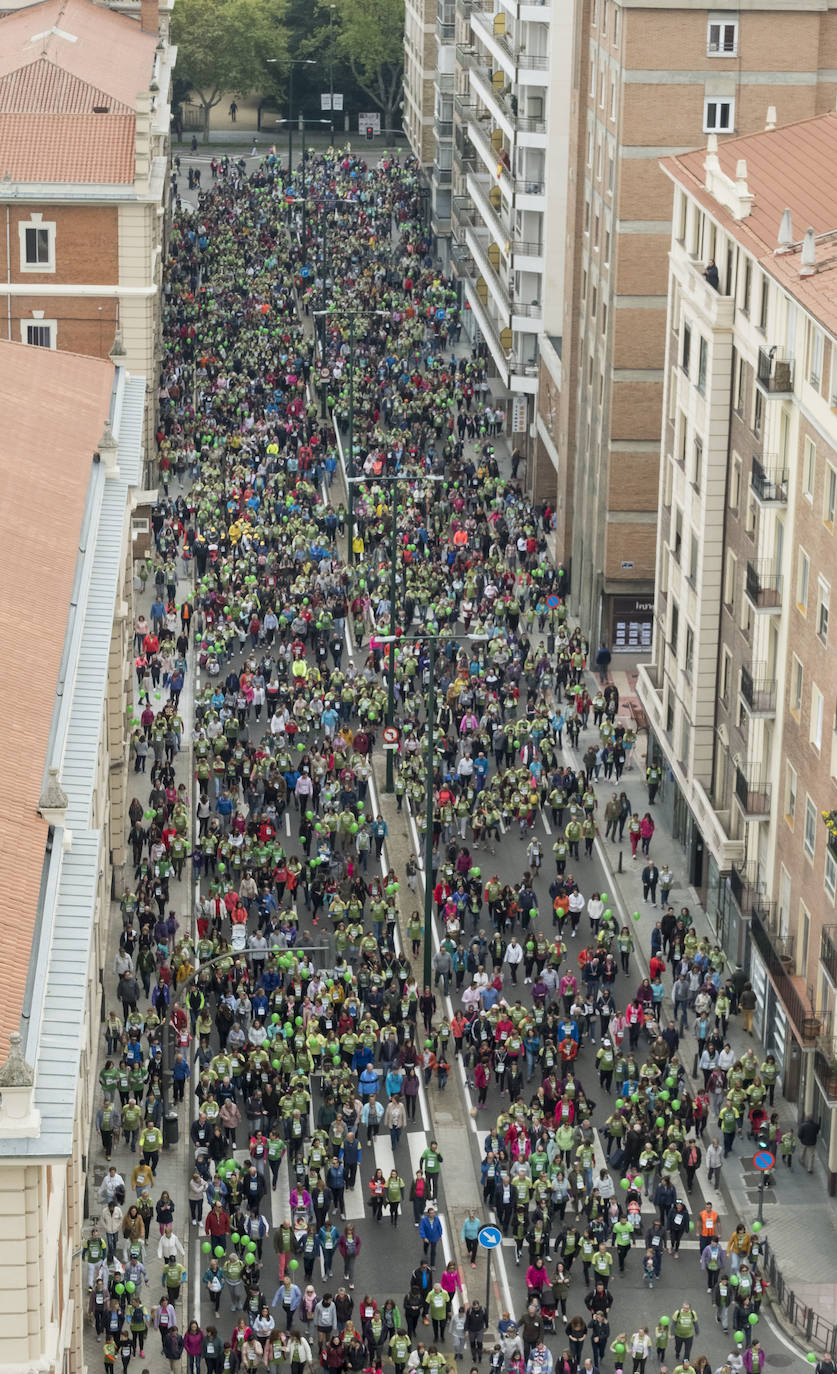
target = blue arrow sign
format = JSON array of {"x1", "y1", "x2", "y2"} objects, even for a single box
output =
[
  {"x1": 752, "y1": 1151, "x2": 775, "y2": 1170},
  {"x1": 478, "y1": 1225, "x2": 502, "y2": 1250}
]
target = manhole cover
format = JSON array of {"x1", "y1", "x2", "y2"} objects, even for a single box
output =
[{"x1": 745, "y1": 1190, "x2": 779, "y2": 1204}]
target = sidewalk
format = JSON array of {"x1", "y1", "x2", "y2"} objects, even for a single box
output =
[{"x1": 581, "y1": 659, "x2": 837, "y2": 1334}]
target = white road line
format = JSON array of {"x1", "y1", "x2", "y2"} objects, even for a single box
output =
[
  {"x1": 541, "y1": 811, "x2": 552, "y2": 835},
  {"x1": 285, "y1": 812, "x2": 292, "y2": 837}
]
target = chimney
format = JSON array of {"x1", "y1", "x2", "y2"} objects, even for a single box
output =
[
  {"x1": 800, "y1": 226, "x2": 817, "y2": 277},
  {"x1": 765, "y1": 105, "x2": 776, "y2": 132},
  {"x1": 776, "y1": 207, "x2": 793, "y2": 254},
  {"x1": 140, "y1": 0, "x2": 159, "y2": 34}
]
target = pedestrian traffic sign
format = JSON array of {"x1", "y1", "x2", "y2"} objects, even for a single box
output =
[
  {"x1": 382, "y1": 726, "x2": 399, "y2": 751},
  {"x1": 319, "y1": 368, "x2": 330, "y2": 381},
  {"x1": 752, "y1": 1151, "x2": 774, "y2": 1170},
  {"x1": 478, "y1": 1225, "x2": 502, "y2": 1249}
]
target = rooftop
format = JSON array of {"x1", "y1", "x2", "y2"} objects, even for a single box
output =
[
  {"x1": 0, "y1": 0, "x2": 158, "y2": 185},
  {"x1": 662, "y1": 110, "x2": 837, "y2": 338},
  {"x1": 0, "y1": 339, "x2": 113, "y2": 1061}
]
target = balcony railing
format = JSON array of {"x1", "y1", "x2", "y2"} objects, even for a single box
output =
[
  {"x1": 511, "y1": 238, "x2": 544, "y2": 257},
  {"x1": 432, "y1": 163, "x2": 452, "y2": 185},
  {"x1": 822, "y1": 925, "x2": 837, "y2": 989},
  {"x1": 436, "y1": 17, "x2": 455, "y2": 42},
  {"x1": 730, "y1": 860, "x2": 765, "y2": 918},
  {"x1": 814, "y1": 1047, "x2": 837, "y2": 1101},
  {"x1": 514, "y1": 177, "x2": 546, "y2": 194},
  {"x1": 750, "y1": 908, "x2": 820, "y2": 1043},
  {"x1": 456, "y1": 43, "x2": 481, "y2": 70},
  {"x1": 745, "y1": 559, "x2": 782, "y2": 611},
  {"x1": 757, "y1": 346, "x2": 795, "y2": 394},
  {"x1": 454, "y1": 94, "x2": 477, "y2": 120},
  {"x1": 437, "y1": 120, "x2": 454, "y2": 140},
  {"x1": 512, "y1": 301, "x2": 543, "y2": 317},
  {"x1": 740, "y1": 663, "x2": 777, "y2": 716},
  {"x1": 734, "y1": 765, "x2": 771, "y2": 817},
  {"x1": 751, "y1": 455, "x2": 788, "y2": 504}
]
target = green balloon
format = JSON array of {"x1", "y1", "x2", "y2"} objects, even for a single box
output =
[
  {"x1": 614, "y1": 1098, "x2": 624, "y2": 1109},
  {"x1": 659, "y1": 1317, "x2": 670, "y2": 1327},
  {"x1": 289, "y1": 1259, "x2": 300, "y2": 1270},
  {"x1": 751, "y1": 1220, "x2": 762, "y2": 1232},
  {"x1": 202, "y1": 1241, "x2": 211, "y2": 1253},
  {"x1": 807, "y1": 1355, "x2": 818, "y2": 1364},
  {"x1": 247, "y1": 1238, "x2": 257, "y2": 1251},
  {"x1": 214, "y1": 1246, "x2": 224, "y2": 1258},
  {"x1": 734, "y1": 1334, "x2": 745, "y2": 1344},
  {"x1": 620, "y1": 1178, "x2": 630, "y2": 1190},
  {"x1": 600, "y1": 893, "x2": 608, "y2": 902},
  {"x1": 730, "y1": 1274, "x2": 740, "y2": 1286},
  {"x1": 295, "y1": 1015, "x2": 303, "y2": 1026},
  {"x1": 245, "y1": 1253, "x2": 256, "y2": 1265},
  {"x1": 656, "y1": 1117, "x2": 665, "y2": 1129},
  {"x1": 671, "y1": 1098, "x2": 681, "y2": 1110},
  {"x1": 126, "y1": 1280, "x2": 136, "y2": 1293},
  {"x1": 748, "y1": 1314, "x2": 759, "y2": 1326},
  {"x1": 231, "y1": 1233, "x2": 241, "y2": 1245},
  {"x1": 665, "y1": 1076, "x2": 675, "y2": 1088},
  {"x1": 614, "y1": 1344, "x2": 626, "y2": 1357},
  {"x1": 634, "y1": 1175, "x2": 644, "y2": 1190},
  {"x1": 689, "y1": 1221, "x2": 695, "y2": 1231},
  {"x1": 272, "y1": 1058, "x2": 281, "y2": 1070},
  {"x1": 633, "y1": 911, "x2": 641, "y2": 921},
  {"x1": 115, "y1": 1283, "x2": 125, "y2": 1295},
  {"x1": 658, "y1": 1089, "x2": 670, "y2": 1102}
]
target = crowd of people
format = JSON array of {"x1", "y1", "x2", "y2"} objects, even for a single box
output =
[{"x1": 87, "y1": 144, "x2": 820, "y2": 1374}]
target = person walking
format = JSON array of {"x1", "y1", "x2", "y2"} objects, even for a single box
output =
[{"x1": 798, "y1": 1116, "x2": 821, "y2": 1173}]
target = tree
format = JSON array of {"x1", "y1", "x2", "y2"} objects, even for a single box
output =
[
  {"x1": 330, "y1": 0, "x2": 404, "y2": 133},
  {"x1": 172, "y1": 0, "x2": 289, "y2": 141}
]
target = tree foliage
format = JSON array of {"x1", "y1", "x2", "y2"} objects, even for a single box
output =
[
  {"x1": 329, "y1": 0, "x2": 404, "y2": 129},
  {"x1": 172, "y1": 0, "x2": 289, "y2": 137}
]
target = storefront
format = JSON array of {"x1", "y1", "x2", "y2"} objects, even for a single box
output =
[{"x1": 610, "y1": 595, "x2": 654, "y2": 654}]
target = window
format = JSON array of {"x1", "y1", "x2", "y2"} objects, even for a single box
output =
[
  {"x1": 804, "y1": 795, "x2": 817, "y2": 859},
  {"x1": 610, "y1": 77, "x2": 616, "y2": 119},
  {"x1": 825, "y1": 464, "x2": 836, "y2": 526},
  {"x1": 826, "y1": 848, "x2": 837, "y2": 902},
  {"x1": 684, "y1": 625, "x2": 695, "y2": 680},
  {"x1": 18, "y1": 215, "x2": 55, "y2": 273},
  {"x1": 689, "y1": 532, "x2": 699, "y2": 585},
  {"x1": 673, "y1": 507, "x2": 683, "y2": 561},
  {"x1": 730, "y1": 455, "x2": 741, "y2": 511},
  {"x1": 723, "y1": 550, "x2": 737, "y2": 609},
  {"x1": 698, "y1": 336, "x2": 708, "y2": 394},
  {"x1": 817, "y1": 576, "x2": 830, "y2": 643},
  {"x1": 734, "y1": 355, "x2": 745, "y2": 414},
  {"x1": 677, "y1": 192, "x2": 687, "y2": 243},
  {"x1": 804, "y1": 437, "x2": 816, "y2": 500},
  {"x1": 670, "y1": 599, "x2": 679, "y2": 654},
  {"x1": 705, "y1": 98, "x2": 734, "y2": 133},
  {"x1": 678, "y1": 414, "x2": 688, "y2": 466},
  {"x1": 811, "y1": 684, "x2": 825, "y2": 751},
  {"x1": 753, "y1": 388, "x2": 763, "y2": 439},
  {"x1": 809, "y1": 326, "x2": 823, "y2": 390},
  {"x1": 20, "y1": 317, "x2": 56, "y2": 348},
  {"x1": 742, "y1": 261, "x2": 752, "y2": 315},
  {"x1": 790, "y1": 654, "x2": 803, "y2": 713},
  {"x1": 797, "y1": 549, "x2": 810, "y2": 611},
  {"x1": 707, "y1": 19, "x2": 737, "y2": 53},
  {"x1": 784, "y1": 762, "x2": 797, "y2": 825},
  {"x1": 682, "y1": 322, "x2": 691, "y2": 375},
  {"x1": 720, "y1": 647, "x2": 732, "y2": 703},
  {"x1": 693, "y1": 436, "x2": 703, "y2": 490},
  {"x1": 759, "y1": 274, "x2": 769, "y2": 331}
]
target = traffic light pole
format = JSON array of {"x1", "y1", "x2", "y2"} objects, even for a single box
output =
[{"x1": 422, "y1": 638, "x2": 437, "y2": 988}]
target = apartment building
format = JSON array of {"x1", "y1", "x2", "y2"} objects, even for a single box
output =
[
  {"x1": 637, "y1": 112, "x2": 837, "y2": 1181},
  {"x1": 0, "y1": 0, "x2": 174, "y2": 462},
  {"x1": 543, "y1": 0, "x2": 837, "y2": 650},
  {"x1": 428, "y1": 0, "x2": 571, "y2": 443},
  {"x1": 0, "y1": 339, "x2": 144, "y2": 1374},
  {"x1": 404, "y1": 0, "x2": 437, "y2": 169}
]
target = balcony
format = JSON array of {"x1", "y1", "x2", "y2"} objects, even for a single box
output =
[
  {"x1": 450, "y1": 239, "x2": 474, "y2": 272},
  {"x1": 466, "y1": 170, "x2": 509, "y2": 247},
  {"x1": 432, "y1": 162, "x2": 452, "y2": 185},
  {"x1": 745, "y1": 559, "x2": 782, "y2": 612},
  {"x1": 734, "y1": 764, "x2": 771, "y2": 818},
  {"x1": 730, "y1": 860, "x2": 765, "y2": 918},
  {"x1": 436, "y1": 16, "x2": 455, "y2": 42},
  {"x1": 465, "y1": 114, "x2": 510, "y2": 181},
  {"x1": 750, "y1": 455, "x2": 788, "y2": 505},
  {"x1": 454, "y1": 94, "x2": 477, "y2": 121},
  {"x1": 750, "y1": 907, "x2": 821, "y2": 1044},
  {"x1": 470, "y1": 67, "x2": 547, "y2": 140},
  {"x1": 814, "y1": 1047, "x2": 837, "y2": 1101},
  {"x1": 514, "y1": 176, "x2": 545, "y2": 194},
  {"x1": 437, "y1": 120, "x2": 454, "y2": 140},
  {"x1": 757, "y1": 346, "x2": 795, "y2": 395},
  {"x1": 822, "y1": 925, "x2": 837, "y2": 988},
  {"x1": 740, "y1": 663, "x2": 777, "y2": 717},
  {"x1": 456, "y1": 43, "x2": 481, "y2": 70}
]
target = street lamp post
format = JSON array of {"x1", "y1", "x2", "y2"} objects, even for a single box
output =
[{"x1": 266, "y1": 58, "x2": 315, "y2": 174}]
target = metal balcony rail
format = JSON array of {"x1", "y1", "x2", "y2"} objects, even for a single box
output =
[
  {"x1": 757, "y1": 346, "x2": 795, "y2": 394},
  {"x1": 740, "y1": 663, "x2": 777, "y2": 715},
  {"x1": 751, "y1": 455, "x2": 788, "y2": 503},
  {"x1": 745, "y1": 559, "x2": 782, "y2": 610},
  {"x1": 734, "y1": 765, "x2": 771, "y2": 816}
]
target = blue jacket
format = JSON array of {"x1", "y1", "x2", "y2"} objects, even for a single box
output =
[{"x1": 419, "y1": 1214, "x2": 443, "y2": 1244}]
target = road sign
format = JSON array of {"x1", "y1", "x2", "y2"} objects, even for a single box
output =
[
  {"x1": 382, "y1": 726, "x2": 400, "y2": 751},
  {"x1": 319, "y1": 368, "x2": 330, "y2": 382},
  {"x1": 752, "y1": 1151, "x2": 775, "y2": 1170},
  {"x1": 547, "y1": 594, "x2": 560, "y2": 608},
  {"x1": 478, "y1": 1225, "x2": 502, "y2": 1250}
]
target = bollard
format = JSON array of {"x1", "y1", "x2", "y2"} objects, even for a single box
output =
[{"x1": 618, "y1": 850, "x2": 623, "y2": 873}]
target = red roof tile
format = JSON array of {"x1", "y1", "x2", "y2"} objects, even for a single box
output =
[
  {"x1": 0, "y1": 110, "x2": 136, "y2": 181},
  {"x1": 0, "y1": 58, "x2": 133, "y2": 115},
  {"x1": 0, "y1": 339, "x2": 114, "y2": 1060},
  {"x1": 663, "y1": 111, "x2": 837, "y2": 337}
]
